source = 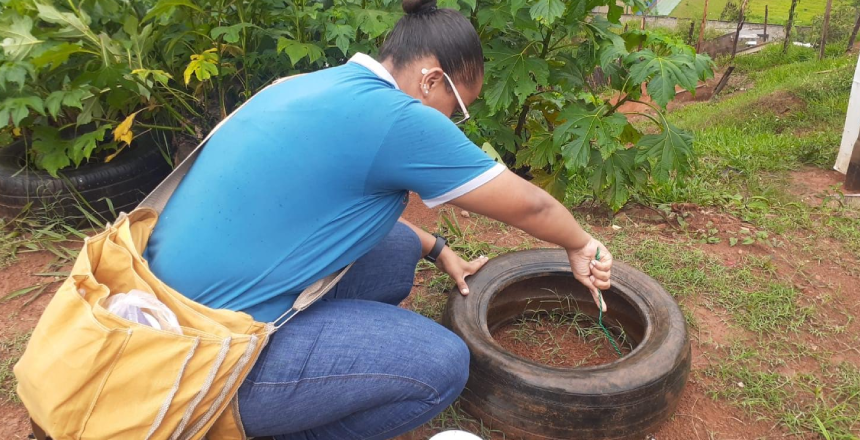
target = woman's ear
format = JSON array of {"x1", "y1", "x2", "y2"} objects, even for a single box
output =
[{"x1": 419, "y1": 67, "x2": 446, "y2": 96}]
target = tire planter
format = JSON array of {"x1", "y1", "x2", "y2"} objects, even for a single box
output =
[
  {"x1": 442, "y1": 249, "x2": 690, "y2": 440},
  {"x1": 0, "y1": 133, "x2": 172, "y2": 221}
]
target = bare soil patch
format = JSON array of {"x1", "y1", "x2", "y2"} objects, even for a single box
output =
[
  {"x1": 788, "y1": 166, "x2": 847, "y2": 206},
  {"x1": 491, "y1": 312, "x2": 632, "y2": 368}
]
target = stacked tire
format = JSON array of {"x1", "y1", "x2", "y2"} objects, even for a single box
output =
[{"x1": 0, "y1": 134, "x2": 172, "y2": 221}]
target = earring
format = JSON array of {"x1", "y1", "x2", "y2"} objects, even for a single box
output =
[{"x1": 423, "y1": 85, "x2": 429, "y2": 94}]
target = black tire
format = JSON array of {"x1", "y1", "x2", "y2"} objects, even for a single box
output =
[
  {"x1": 0, "y1": 133, "x2": 172, "y2": 222},
  {"x1": 442, "y1": 249, "x2": 690, "y2": 440}
]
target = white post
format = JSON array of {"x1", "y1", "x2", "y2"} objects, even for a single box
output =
[{"x1": 836, "y1": 50, "x2": 860, "y2": 173}]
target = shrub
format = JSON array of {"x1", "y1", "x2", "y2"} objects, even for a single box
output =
[{"x1": 0, "y1": 0, "x2": 711, "y2": 211}]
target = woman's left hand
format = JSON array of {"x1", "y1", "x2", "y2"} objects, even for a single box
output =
[{"x1": 434, "y1": 247, "x2": 489, "y2": 296}]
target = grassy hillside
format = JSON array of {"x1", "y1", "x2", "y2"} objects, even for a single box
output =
[{"x1": 669, "y1": 0, "x2": 851, "y2": 26}]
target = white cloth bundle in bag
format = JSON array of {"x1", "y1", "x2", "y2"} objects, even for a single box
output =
[{"x1": 103, "y1": 289, "x2": 183, "y2": 334}]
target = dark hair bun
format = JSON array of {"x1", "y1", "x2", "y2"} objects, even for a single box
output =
[{"x1": 403, "y1": 0, "x2": 437, "y2": 14}]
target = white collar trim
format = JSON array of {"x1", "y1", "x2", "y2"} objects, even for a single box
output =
[{"x1": 348, "y1": 53, "x2": 400, "y2": 90}]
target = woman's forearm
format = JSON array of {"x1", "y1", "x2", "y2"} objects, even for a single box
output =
[{"x1": 399, "y1": 218, "x2": 435, "y2": 256}]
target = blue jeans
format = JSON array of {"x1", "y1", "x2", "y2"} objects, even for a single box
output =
[{"x1": 237, "y1": 222, "x2": 470, "y2": 439}]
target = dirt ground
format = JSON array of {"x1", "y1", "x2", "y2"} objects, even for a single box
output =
[
  {"x1": 0, "y1": 141, "x2": 855, "y2": 438},
  {"x1": 2, "y1": 166, "x2": 855, "y2": 440}
]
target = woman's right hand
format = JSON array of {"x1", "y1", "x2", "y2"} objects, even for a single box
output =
[{"x1": 566, "y1": 237, "x2": 612, "y2": 312}]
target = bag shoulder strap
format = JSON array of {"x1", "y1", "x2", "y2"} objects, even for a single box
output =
[
  {"x1": 137, "y1": 74, "x2": 347, "y2": 327},
  {"x1": 138, "y1": 75, "x2": 303, "y2": 214}
]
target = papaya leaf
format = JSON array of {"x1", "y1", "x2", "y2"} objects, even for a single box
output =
[
  {"x1": 0, "y1": 96, "x2": 45, "y2": 128},
  {"x1": 31, "y1": 42, "x2": 84, "y2": 70},
  {"x1": 44, "y1": 88, "x2": 87, "y2": 118},
  {"x1": 35, "y1": 3, "x2": 94, "y2": 41},
  {"x1": 211, "y1": 23, "x2": 257, "y2": 44},
  {"x1": 693, "y1": 53, "x2": 716, "y2": 81},
  {"x1": 31, "y1": 126, "x2": 70, "y2": 177},
  {"x1": 0, "y1": 61, "x2": 33, "y2": 91},
  {"x1": 0, "y1": 15, "x2": 42, "y2": 61},
  {"x1": 529, "y1": 0, "x2": 565, "y2": 26},
  {"x1": 484, "y1": 42, "x2": 549, "y2": 114},
  {"x1": 635, "y1": 120, "x2": 694, "y2": 183},
  {"x1": 532, "y1": 168, "x2": 568, "y2": 202},
  {"x1": 143, "y1": 0, "x2": 203, "y2": 23},
  {"x1": 70, "y1": 124, "x2": 111, "y2": 167},
  {"x1": 553, "y1": 105, "x2": 626, "y2": 169},
  {"x1": 352, "y1": 9, "x2": 397, "y2": 39},
  {"x1": 626, "y1": 49, "x2": 699, "y2": 108},
  {"x1": 277, "y1": 38, "x2": 324, "y2": 67},
  {"x1": 325, "y1": 23, "x2": 356, "y2": 56},
  {"x1": 517, "y1": 130, "x2": 558, "y2": 169}
]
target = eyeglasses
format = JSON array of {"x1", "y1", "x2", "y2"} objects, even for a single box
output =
[{"x1": 422, "y1": 68, "x2": 471, "y2": 125}]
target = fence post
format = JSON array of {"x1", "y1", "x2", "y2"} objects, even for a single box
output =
[
  {"x1": 820, "y1": 0, "x2": 833, "y2": 60},
  {"x1": 847, "y1": 10, "x2": 860, "y2": 52},
  {"x1": 730, "y1": 0, "x2": 749, "y2": 61},
  {"x1": 697, "y1": 0, "x2": 711, "y2": 52},
  {"x1": 687, "y1": 20, "x2": 696, "y2": 45},
  {"x1": 783, "y1": 0, "x2": 799, "y2": 54},
  {"x1": 764, "y1": 6, "x2": 769, "y2": 41}
]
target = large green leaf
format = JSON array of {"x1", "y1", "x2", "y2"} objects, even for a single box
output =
[
  {"x1": 635, "y1": 120, "x2": 694, "y2": 183},
  {"x1": 277, "y1": 38, "x2": 324, "y2": 67},
  {"x1": 352, "y1": 9, "x2": 398, "y2": 39},
  {"x1": 590, "y1": 147, "x2": 637, "y2": 211},
  {"x1": 31, "y1": 127, "x2": 71, "y2": 178},
  {"x1": 0, "y1": 61, "x2": 33, "y2": 91},
  {"x1": 31, "y1": 42, "x2": 84, "y2": 70},
  {"x1": 553, "y1": 105, "x2": 627, "y2": 169},
  {"x1": 517, "y1": 130, "x2": 558, "y2": 169},
  {"x1": 45, "y1": 88, "x2": 88, "y2": 118},
  {"x1": 35, "y1": 3, "x2": 94, "y2": 41},
  {"x1": 484, "y1": 42, "x2": 549, "y2": 114},
  {"x1": 529, "y1": 0, "x2": 565, "y2": 26},
  {"x1": 0, "y1": 96, "x2": 45, "y2": 128},
  {"x1": 531, "y1": 167, "x2": 568, "y2": 201},
  {"x1": 325, "y1": 23, "x2": 356, "y2": 56},
  {"x1": 0, "y1": 15, "x2": 43, "y2": 61},
  {"x1": 626, "y1": 49, "x2": 699, "y2": 108},
  {"x1": 211, "y1": 23, "x2": 257, "y2": 44},
  {"x1": 142, "y1": 0, "x2": 203, "y2": 23},
  {"x1": 69, "y1": 124, "x2": 111, "y2": 167}
]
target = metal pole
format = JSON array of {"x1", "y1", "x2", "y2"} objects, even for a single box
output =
[{"x1": 835, "y1": 50, "x2": 860, "y2": 174}]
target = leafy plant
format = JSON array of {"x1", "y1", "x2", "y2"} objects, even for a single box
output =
[
  {"x1": 453, "y1": 0, "x2": 713, "y2": 210},
  {"x1": 1, "y1": 0, "x2": 710, "y2": 211}
]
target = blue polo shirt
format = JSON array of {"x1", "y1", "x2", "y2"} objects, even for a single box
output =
[{"x1": 143, "y1": 54, "x2": 504, "y2": 322}]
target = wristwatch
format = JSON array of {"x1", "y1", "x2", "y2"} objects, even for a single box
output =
[{"x1": 424, "y1": 234, "x2": 448, "y2": 263}]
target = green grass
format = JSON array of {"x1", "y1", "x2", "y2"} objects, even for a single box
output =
[
  {"x1": 669, "y1": 0, "x2": 851, "y2": 26},
  {"x1": 499, "y1": 298, "x2": 632, "y2": 367},
  {"x1": 705, "y1": 341, "x2": 860, "y2": 439},
  {"x1": 0, "y1": 332, "x2": 30, "y2": 403},
  {"x1": 615, "y1": 236, "x2": 811, "y2": 333}
]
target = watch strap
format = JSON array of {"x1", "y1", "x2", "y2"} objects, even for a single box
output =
[{"x1": 425, "y1": 234, "x2": 447, "y2": 263}]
